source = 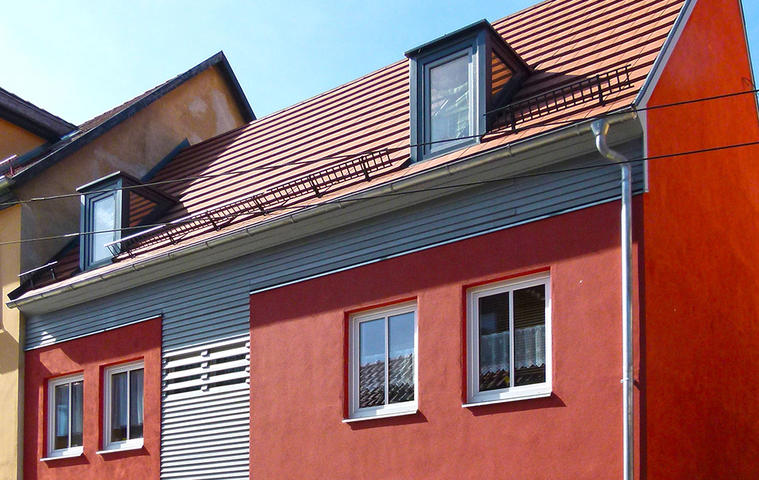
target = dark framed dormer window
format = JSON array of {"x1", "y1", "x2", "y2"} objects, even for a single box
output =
[
  {"x1": 78, "y1": 172, "x2": 175, "y2": 271},
  {"x1": 406, "y1": 20, "x2": 528, "y2": 162},
  {"x1": 80, "y1": 178, "x2": 123, "y2": 270}
]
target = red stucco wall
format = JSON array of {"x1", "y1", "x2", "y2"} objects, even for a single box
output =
[
  {"x1": 250, "y1": 202, "x2": 636, "y2": 479},
  {"x1": 23, "y1": 318, "x2": 161, "y2": 480},
  {"x1": 643, "y1": 0, "x2": 759, "y2": 478}
]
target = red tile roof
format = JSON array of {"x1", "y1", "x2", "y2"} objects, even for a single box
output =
[{"x1": 20, "y1": 0, "x2": 686, "y2": 293}]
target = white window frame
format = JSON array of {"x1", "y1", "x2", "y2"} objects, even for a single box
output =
[
  {"x1": 346, "y1": 301, "x2": 418, "y2": 421},
  {"x1": 102, "y1": 360, "x2": 144, "y2": 451},
  {"x1": 46, "y1": 373, "x2": 84, "y2": 458},
  {"x1": 465, "y1": 272, "x2": 552, "y2": 406}
]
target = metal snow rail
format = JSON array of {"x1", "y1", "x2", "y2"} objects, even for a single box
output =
[
  {"x1": 487, "y1": 65, "x2": 633, "y2": 132},
  {"x1": 107, "y1": 148, "x2": 395, "y2": 257}
]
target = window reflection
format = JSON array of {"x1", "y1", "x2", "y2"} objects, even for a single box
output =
[{"x1": 429, "y1": 54, "x2": 470, "y2": 152}]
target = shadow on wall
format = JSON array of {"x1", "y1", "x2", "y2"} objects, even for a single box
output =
[{"x1": 0, "y1": 327, "x2": 20, "y2": 375}]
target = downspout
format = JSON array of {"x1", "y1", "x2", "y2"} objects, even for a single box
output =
[{"x1": 590, "y1": 119, "x2": 634, "y2": 480}]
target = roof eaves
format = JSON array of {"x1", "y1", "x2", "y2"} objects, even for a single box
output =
[
  {"x1": 0, "y1": 87, "x2": 76, "y2": 141},
  {"x1": 8, "y1": 51, "x2": 255, "y2": 186},
  {"x1": 7, "y1": 109, "x2": 639, "y2": 312}
]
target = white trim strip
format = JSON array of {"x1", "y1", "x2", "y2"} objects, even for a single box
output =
[
  {"x1": 40, "y1": 449, "x2": 83, "y2": 462},
  {"x1": 96, "y1": 439, "x2": 144, "y2": 455},
  {"x1": 635, "y1": 0, "x2": 697, "y2": 108},
  {"x1": 342, "y1": 409, "x2": 419, "y2": 423},
  {"x1": 462, "y1": 391, "x2": 552, "y2": 408}
]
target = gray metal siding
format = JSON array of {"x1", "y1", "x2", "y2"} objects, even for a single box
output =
[
  {"x1": 25, "y1": 141, "x2": 642, "y2": 351},
  {"x1": 161, "y1": 335, "x2": 250, "y2": 479},
  {"x1": 22, "y1": 139, "x2": 641, "y2": 480}
]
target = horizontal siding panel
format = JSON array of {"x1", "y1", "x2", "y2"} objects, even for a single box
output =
[
  {"x1": 24, "y1": 140, "x2": 640, "y2": 480},
  {"x1": 160, "y1": 334, "x2": 250, "y2": 479},
  {"x1": 161, "y1": 428, "x2": 250, "y2": 447},
  {"x1": 161, "y1": 451, "x2": 249, "y2": 466},
  {"x1": 25, "y1": 139, "x2": 642, "y2": 351}
]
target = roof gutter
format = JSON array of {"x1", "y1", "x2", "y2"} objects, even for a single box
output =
[{"x1": 8, "y1": 109, "x2": 638, "y2": 309}]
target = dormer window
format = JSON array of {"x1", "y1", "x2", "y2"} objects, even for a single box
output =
[
  {"x1": 88, "y1": 188, "x2": 119, "y2": 266},
  {"x1": 78, "y1": 172, "x2": 174, "y2": 271},
  {"x1": 406, "y1": 20, "x2": 528, "y2": 162}
]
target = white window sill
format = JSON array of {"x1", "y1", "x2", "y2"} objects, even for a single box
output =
[
  {"x1": 463, "y1": 390, "x2": 552, "y2": 408},
  {"x1": 96, "y1": 440, "x2": 144, "y2": 455},
  {"x1": 343, "y1": 409, "x2": 418, "y2": 423},
  {"x1": 40, "y1": 449, "x2": 84, "y2": 462}
]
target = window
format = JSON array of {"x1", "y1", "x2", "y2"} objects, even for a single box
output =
[
  {"x1": 406, "y1": 20, "x2": 527, "y2": 162},
  {"x1": 47, "y1": 374, "x2": 84, "y2": 458},
  {"x1": 78, "y1": 172, "x2": 175, "y2": 271},
  {"x1": 426, "y1": 49, "x2": 474, "y2": 155},
  {"x1": 87, "y1": 191, "x2": 118, "y2": 265},
  {"x1": 103, "y1": 361, "x2": 144, "y2": 451},
  {"x1": 347, "y1": 302, "x2": 417, "y2": 420},
  {"x1": 466, "y1": 273, "x2": 551, "y2": 405}
]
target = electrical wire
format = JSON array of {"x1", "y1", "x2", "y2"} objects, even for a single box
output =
[
  {"x1": 1, "y1": 87, "x2": 757, "y2": 209},
  {"x1": 3, "y1": 137, "x2": 759, "y2": 247}
]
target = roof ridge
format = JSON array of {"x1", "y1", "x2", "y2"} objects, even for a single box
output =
[
  {"x1": 0, "y1": 87, "x2": 75, "y2": 129},
  {"x1": 0, "y1": 86, "x2": 76, "y2": 139}
]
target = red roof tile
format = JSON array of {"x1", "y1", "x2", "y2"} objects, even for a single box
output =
[{"x1": 23, "y1": 0, "x2": 686, "y2": 292}]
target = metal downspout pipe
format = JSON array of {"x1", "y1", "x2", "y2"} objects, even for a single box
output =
[{"x1": 590, "y1": 119, "x2": 634, "y2": 480}]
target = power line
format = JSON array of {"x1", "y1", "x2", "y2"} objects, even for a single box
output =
[
  {"x1": 3, "y1": 137, "x2": 759, "y2": 247},
  {"x1": 2, "y1": 87, "x2": 757, "y2": 209}
]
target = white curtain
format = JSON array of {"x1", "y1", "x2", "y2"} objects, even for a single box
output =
[{"x1": 480, "y1": 325, "x2": 545, "y2": 372}]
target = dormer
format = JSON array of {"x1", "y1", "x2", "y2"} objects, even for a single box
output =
[
  {"x1": 406, "y1": 20, "x2": 528, "y2": 162},
  {"x1": 77, "y1": 172, "x2": 175, "y2": 271}
]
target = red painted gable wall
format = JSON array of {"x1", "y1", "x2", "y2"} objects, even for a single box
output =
[
  {"x1": 250, "y1": 202, "x2": 636, "y2": 479},
  {"x1": 643, "y1": 0, "x2": 759, "y2": 477},
  {"x1": 23, "y1": 318, "x2": 161, "y2": 480}
]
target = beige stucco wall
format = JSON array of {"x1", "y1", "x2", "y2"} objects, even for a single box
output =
[
  {"x1": 0, "y1": 118, "x2": 47, "y2": 162},
  {"x1": 0, "y1": 63, "x2": 248, "y2": 479},
  {"x1": 0, "y1": 205, "x2": 23, "y2": 480},
  {"x1": 17, "y1": 65, "x2": 248, "y2": 271}
]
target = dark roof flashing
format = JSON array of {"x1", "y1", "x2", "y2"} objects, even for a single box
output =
[
  {"x1": 7, "y1": 51, "x2": 254, "y2": 186},
  {"x1": 404, "y1": 19, "x2": 529, "y2": 72},
  {"x1": 76, "y1": 171, "x2": 132, "y2": 192},
  {"x1": 0, "y1": 87, "x2": 76, "y2": 141}
]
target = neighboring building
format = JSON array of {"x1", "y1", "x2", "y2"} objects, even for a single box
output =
[
  {"x1": 0, "y1": 52, "x2": 254, "y2": 480},
  {"x1": 0, "y1": 88, "x2": 75, "y2": 480},
  {"x1": 7, "y1": 0, "x2": 759, "y2": 479}
]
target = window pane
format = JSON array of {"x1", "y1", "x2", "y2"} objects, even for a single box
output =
[
  {"x1": 129, "y1": 369, "x2": 144, "y2": 439},
  {"x1": 490, "y1": 52, "x2": 513, "y2": 98},
  {"x1": 429, "y1": 54, "x2": 470, "y2": 151},
  {"x1": 91, "y1": 194, "x2": 117, "y2": 264},
  {"x1": 110, "y1": 372, "x2": 128, "y2": 443},
  {"x1": 359, "y1": 318, "x2": 385, "y2": 408},
  {"x1": 514, "y1": 285, "x2": 546, "y2": 386},
  {"x1": 54, "y1": 384, "x2": 69, "y2": 450},
  {"x1": 479, "y1": 293, "x2": 510, "y2": 391},
  {"x1": 70, "y1": 381, "x2": 83, "y2": 447},
  {"x1": 388, "y1": 312, "x2": 414, "y2": 404}
]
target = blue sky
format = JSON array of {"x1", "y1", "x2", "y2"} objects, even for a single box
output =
[{"x1": 1, "y1": 1, "x2": 758, "y2": 125}]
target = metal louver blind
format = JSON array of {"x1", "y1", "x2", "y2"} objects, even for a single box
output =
[{"x1": 161, "y1": 335, "x2": 250, "y2": 479}]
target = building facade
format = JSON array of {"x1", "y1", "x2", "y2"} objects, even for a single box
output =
[
  {"x1": 7, "y1": 0, "x2": 759, "y2": 479},
  {"x1": 0, "y1": 53, "x2": 253, "y2": 480},
  {"x1": 0, "y1": 87, "x2": 75, "y2": 480}
]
